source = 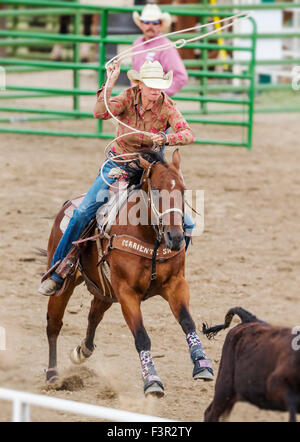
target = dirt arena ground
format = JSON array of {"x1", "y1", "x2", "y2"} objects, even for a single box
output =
[{"x1": 0, "y1": 77, "x2": 300, "y2": 422}]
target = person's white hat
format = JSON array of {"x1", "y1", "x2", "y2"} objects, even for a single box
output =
[
  {"x1": 127, "y1": 60, "x2": 173, "y2": 90},
  {"x1": 133, "y1": 4, "x2": 172, "y2": 33}
]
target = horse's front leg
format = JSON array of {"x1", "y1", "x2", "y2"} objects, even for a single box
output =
[
  {"x1": 163, "y1": 276, "x2": 214, "y2": 381},
  {"x1": 116, "y1": 283, "x2": 164, "y2": 398}
]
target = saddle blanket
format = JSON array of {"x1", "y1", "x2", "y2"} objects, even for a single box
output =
[
  {"x1": 59, "y1": 181, "x2": 129, "y2": 234},
  {"x1": 59, "y1": 183, "x2": 129, "y2": 299}
]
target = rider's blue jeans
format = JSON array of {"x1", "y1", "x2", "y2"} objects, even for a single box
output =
[{"x1": 51, "y1": 156, "x2": 194, "y2": 284}]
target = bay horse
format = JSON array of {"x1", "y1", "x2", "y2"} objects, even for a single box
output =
[{"x1": 44, "y1": 149, "x2": 213, "y2": 397}]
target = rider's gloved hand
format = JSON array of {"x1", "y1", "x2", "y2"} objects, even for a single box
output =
[
  {"x1": 106, "y1": 59, "x2": 121, "y2": 88},
  {"x1": 151, "y1": 132, "x2": 168, "y2": 147}
]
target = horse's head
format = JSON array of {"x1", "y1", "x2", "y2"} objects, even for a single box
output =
[{"x1": 137, "y1": 149, "x2": 185, "y2": 251}]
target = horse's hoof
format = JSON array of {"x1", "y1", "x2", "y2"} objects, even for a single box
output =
[
  {"x1": 45, "y1": 368, "x2": 59, "y2": 384},
  {"x1": 193, "y1": 368, "x2": 214, "y2": 381},
  {"x1": 144, "y1": 382, "x2": 165, "y2": 398},
  {"x1": 70, "y1": 340, "x2": 94, "y2": 365},
  {"x1": 193, "y1": 358, "x2": 214, "y2": 381},
  {"x1": 70, "y1": 345, "x2": 87, "y2": 365}
]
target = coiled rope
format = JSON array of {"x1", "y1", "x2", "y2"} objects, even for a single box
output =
[{"x1": 99, "y1": 11, "x2": 251, "y2": 188}]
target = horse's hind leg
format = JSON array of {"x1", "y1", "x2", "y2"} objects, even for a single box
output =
[
  {"x1": 70, "y1": 297, "x2": 112, "y2": 364},
  {"x1": 117, "y1": 283, "x2": 164, "y2": 398},
  {"x1": 46, "y1": 283, "x2": 75, "y2": 384},
  {"x1": 163, "y1": 276, "x2": 214, "y2": 381}
]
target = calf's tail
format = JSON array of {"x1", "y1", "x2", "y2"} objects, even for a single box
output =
[{"x1": 202, "y1": 307, "x2": 261, "y2": 340}]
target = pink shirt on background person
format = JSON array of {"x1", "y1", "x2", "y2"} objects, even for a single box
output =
[{"x1": 132, "y1": 35, "x2": 188, "y2": 97}]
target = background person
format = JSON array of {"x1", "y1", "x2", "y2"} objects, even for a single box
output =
[{"x1": 131, "y1": 4, "x2": 188, "y2": 97}]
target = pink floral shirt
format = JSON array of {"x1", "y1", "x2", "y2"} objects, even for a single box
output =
[{"x1": 94, "y1": 85, "x2": 194, "y2": 156}]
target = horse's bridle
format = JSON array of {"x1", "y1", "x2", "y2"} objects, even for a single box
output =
[
  {"x1": 141, "y1": 161, "x2": 184, "y2": 238},
  {"x1": 148, "y1": 187, "x2": 184, "y2": 225}
]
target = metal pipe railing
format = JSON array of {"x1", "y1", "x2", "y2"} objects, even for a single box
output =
[{"x1": 0, "y1": 388, "x2": 174, "y2": 422}]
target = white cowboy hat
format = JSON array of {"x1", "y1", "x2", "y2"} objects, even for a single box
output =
[
  {"x1": 133, "y1": 4, "x2": 172, "y2": 33},
  {"x1": 127, "y1": 60, "x2": 173, "y2": 90}
]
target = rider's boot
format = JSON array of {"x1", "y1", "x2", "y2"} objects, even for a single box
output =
[
  {"x1": 38, "y1": 253, "x2": 78, "y2": 297},
  {"x1": 38, "y1": 277, "x2": 62, "y2": 297}
]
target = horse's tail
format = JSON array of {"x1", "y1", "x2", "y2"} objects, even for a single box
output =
[
  {"x1": 202, "y1": 307, "x2": 262, "y2": 340},
  {"x1": 33, "y1": 247, "x2": 48, "y2": 265},
  {"x1": 35, "y1": 247, "x2": 47, "y2": 257}
]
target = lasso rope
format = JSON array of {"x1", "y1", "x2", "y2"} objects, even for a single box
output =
[
  {"x1": 103, "y1": 12, "x2": 251, "y2": 136},
  {"x1": 99, "y1": 11, "x2": 251, "y2": 188}
]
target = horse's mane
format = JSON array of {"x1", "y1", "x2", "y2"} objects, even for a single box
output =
[{"x1": 124, "y1": 149, "x2": 168, "y2": 187}]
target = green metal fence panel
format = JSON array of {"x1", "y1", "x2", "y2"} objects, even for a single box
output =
[{"x1": 0, "y1": 1, "x2": 258, "y2": 149}]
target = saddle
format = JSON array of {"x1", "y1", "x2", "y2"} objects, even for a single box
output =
[{"x1": 48, "y1": 181, "x2": 184, "y2": 302}]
